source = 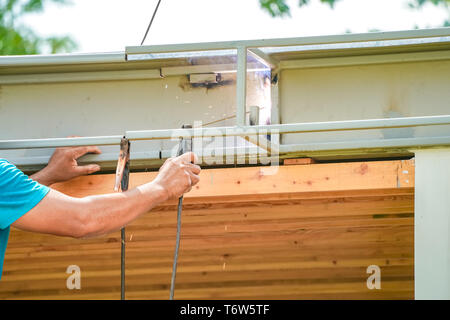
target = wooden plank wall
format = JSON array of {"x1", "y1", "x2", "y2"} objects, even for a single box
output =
[{"x1": 0, "y1": 160, "x2": 414, "y2": 299}]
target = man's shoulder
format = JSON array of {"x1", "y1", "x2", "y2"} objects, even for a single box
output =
[
  {"x1": 0, "y1": 159, "x2": 16, "y2": 176},
  {"x1": 0, "y1": 159, "x2": 34, "y2": 191},
  {"x1": 0, "y1": 158, "x2": 49, "y2": 229},
  {"x1": 0, "y1": 159, "x2": 12, "y2": 167}
]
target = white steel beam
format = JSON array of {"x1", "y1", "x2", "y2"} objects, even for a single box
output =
[
  {"x1": 236, "y1": 46, "x2": 247, "y2": 126},
  {"x1": 414, "y1": 149, "x2": 450, "y2": 299}
]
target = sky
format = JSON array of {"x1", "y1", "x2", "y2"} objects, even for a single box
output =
[{"x1": 21, "y1": 0, "x2": 450, "y2": 54}]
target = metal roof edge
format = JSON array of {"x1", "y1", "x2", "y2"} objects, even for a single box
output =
[
  {"x1": 1, "y1": 28, "x2": 450, "y2": 75},
  {"x1": 0, "y1": 51, "x2": 125, "y2": 67},
  {"x1": 125, "y1": 27, "x2": 450, "y2": 54}
]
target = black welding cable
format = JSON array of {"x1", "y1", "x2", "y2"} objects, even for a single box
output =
[
  {"x1": 170, "y1": 126, "x2": 192, "y2": 300},
  {"x1": 141, "y1": 0, "x2": 162, "y2": 45}
]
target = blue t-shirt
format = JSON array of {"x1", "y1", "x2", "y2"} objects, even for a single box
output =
[{"x1": 0, "y1": 159, "x2": 50, "y2": 280}]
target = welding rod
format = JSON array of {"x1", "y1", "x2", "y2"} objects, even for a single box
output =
[{"x1": 114, "y1": 137, "x2": 130, "y2": 300}]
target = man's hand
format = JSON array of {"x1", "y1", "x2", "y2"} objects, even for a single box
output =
[
  {"x1": 31, "y1": 146, "x2": 101, "y2": 186},
  {"x1": 152, "y1": 152, "x2": 201, "y2": 201}
]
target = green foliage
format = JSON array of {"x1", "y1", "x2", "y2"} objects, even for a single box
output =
[
  {"x1": 259, "y1": 0, "x2": 339, "y2": 17},
  {"x1": 259, "y1": 0, "x2": 450, "y2": 26},
  {"x1": 408, "y1": 0, "x2": 450, "y2": 8},
  {"x1": 0, "y1": 0, "x2": 77, "y2": 55},
  {"x1": 259, "y1": 0, "x2": 291, "y2": 17},
  {"x1": 408, "y1": 0, "x2": 450, "y2": 25}
]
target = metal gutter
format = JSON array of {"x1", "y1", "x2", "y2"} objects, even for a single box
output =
[
  {"x1": 0, "y1": 28, "x2": 448, "y2": 71},
  {"x1": 264, "y1": 37, "x2": 450, "y2": 53},
  {"x1": 0, "y1": 64, "x2": 270, "y2": 85},
  {"x1": 2, "y1": 48, "x2": 447, "y2": 83},
  {"x1": 280, "y1": 49, "x2": 450, "y2": 70},
  {"x1": 0, "y1": 28, "x2": 449, "y2": 85},
  {"x1": 0, "y1": 52, "x2": 125, "y2": 67},
  {"x1": 0, "y1": 69, "x2": 162, "y2": 85}
]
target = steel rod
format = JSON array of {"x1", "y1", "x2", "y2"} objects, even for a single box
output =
[
  {"x1": 126, "y1": 115, "x2": 450, "y2": 141},
  {"x1": 121, "y1": 228, "x2": 126, "y2": 300},
  {"x1": 114, "y1": 138, "x2": 130, "y2": 300},
  {"x1": 1, "y1": 115, "x2": 450, "y2": 150},
  {"x1": 279, "y1": 135, "x2": 450, "y2": 153}
]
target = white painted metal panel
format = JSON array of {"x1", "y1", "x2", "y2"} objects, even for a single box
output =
[
  {"x1": 280, "y1": 59, "x2": 450, "y2": 145},
  {"x1": 414, "y1": 149, "x2": 450, "y2": 300}
]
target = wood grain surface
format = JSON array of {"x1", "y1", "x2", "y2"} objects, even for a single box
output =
[{"x1": 0, "y1": 160, "x2": 414, "y2": 299}]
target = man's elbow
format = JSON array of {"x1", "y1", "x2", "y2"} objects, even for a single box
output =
[
  {"x1": 71, "y1": 222, "x2": 90, "y2": 239},
  {"x1": 70, "y1": 198, "x2": 98, "y2": 239}
]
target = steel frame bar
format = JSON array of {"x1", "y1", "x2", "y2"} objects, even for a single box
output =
[
  {"x1": 1, "y1": 115, "x2": 450, "y2": 150},
  {"x1": 0, "y1": 135, "x2": 123, "y2": 150},
  {"x1": 125, "y1": 27, "x2": 450, "y2": 55},
  {"x1": 247, "y1": 48, "x2": 279, "y2": 70},
  {"x1": 279, "y1": 135, "x2": 450, "y2": 153},
  {"x1": 236, "y1": 46, "x2": 248, "y2": 126},
  {"x1": 6, "y1": 136, "x2": 450, "y2": 171},
  {"x1": 125, "y1": 115, "x2": 450, "y2": 141}
]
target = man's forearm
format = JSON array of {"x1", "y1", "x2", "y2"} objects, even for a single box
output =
[
  {"x1": 12, "y1": 181, "x2": 169, "y2": 239},
  {"x1": 78, "y1": 181, "x2": 168, "y2": 238}
]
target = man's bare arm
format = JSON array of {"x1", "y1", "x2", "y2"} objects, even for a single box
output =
[
  {"x1": 12, "y1": 152, "x2": 201, "y2": 238},
  {"x1": 12, "y1": 183, "x2": 167, "y2": 238}
]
